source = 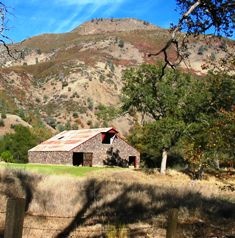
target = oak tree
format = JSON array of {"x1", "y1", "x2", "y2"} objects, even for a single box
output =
[{"x1": 122, "y1": 64, "x2": 235, "y2": 175}]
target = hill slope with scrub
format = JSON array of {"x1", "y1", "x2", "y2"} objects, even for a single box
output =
[{"x1": 0, "y1": 18, "x2": 233, "y2": 135}]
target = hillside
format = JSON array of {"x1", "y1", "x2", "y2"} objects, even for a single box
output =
[
  {"x1": 0, "y1": 18, "x2": 233, "y2": 135},
  {"x1": 0, "y1": 114, "x2": 31, "y2": 136}
]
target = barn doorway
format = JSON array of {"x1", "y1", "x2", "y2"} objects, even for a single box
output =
[
  {"x1": 129, "y1": 156, "x2": 137, "y2": 168},
  {"x1": 83, "y1": 152, "x2": 93, "y2": 167},
  {"x1": 72, "y1": 152, "x2": 93, "y2": 167},
  {"x1": 72, "y1": 152, "x2": 83, "y2": 166}
]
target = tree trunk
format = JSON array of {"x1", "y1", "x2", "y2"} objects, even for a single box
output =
[
  {"x1": 214, "y1": 158, "x2": 220, "y2": 170},
  {"x1": 160, "y1": 148, "x2": 168, "y2": 174}
]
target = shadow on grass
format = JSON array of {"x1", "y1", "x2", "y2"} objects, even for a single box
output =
[
  {"x1": 0, "y1": 170, "x2": 234, "y2": 237},
  {"x1": 56, "y1": 179, "x2": 235, "y2": 238},
  {"x1": 0, "y1": 169, "x2": 41, "y2": 211}
]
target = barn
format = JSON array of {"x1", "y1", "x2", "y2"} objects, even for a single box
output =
[{"x1": 28, "y1": 127, "x2": 140, "y2": 168}]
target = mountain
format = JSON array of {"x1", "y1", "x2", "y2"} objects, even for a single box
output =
[{"x1": 0, "y1": 18, "x2": 233, "y2": 135}]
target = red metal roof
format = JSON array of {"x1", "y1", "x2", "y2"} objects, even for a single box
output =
[{"x1": 29, "y1": 127, "x2": 117, "y2": 152}]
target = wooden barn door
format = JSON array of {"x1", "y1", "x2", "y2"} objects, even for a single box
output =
[
  {"x1": 129, "y1": 156, "x2": 137, "y2": 168},
  {"x1": 83, "y1": 153, "x2": 93, "y2": 167}
]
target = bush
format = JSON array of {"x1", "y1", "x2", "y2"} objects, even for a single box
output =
[
  {"x1": 45, "y1": 116, "x2": 56, "y2": 128},
  {"x1": 0, "y1": 125, "x2": 39, "y2": 163},
  {"x1": 87, "y1": 120, "x2": 92, "y2": 126},
  {"x1": 1, "y1": 113, "x2": 7, "y2": 119},
  {"x1": 95, "y1": 104, "x2": 120, "y2": 122},
  {"x1": 210, "y1": 52, "x2": 216, "y2": 61},
  {"x1": 36, "y1": 48, "x2": 42, "y2": 55},
  {"x1": 118, "y1": 39, "x2": 124, "y2": 48},
  {"x1": 73, "y1": 112, "x2": 78, "y2": 118},
  {"x1": 62, "y1": 81, "x2": 68, "y2": 88},
  {"x1": 56, "y1": 124, "x2": 65, "y2": 132},
  {"x1": 72, "y1": 124, "x2": 78, "y2": 130},
  {"x1": 0, "y1": 151, "x2": 14, "y2": 163},
  {"x1": 65, "y1": 121, "x2": 71, "y2": 130},
  {"x1": 0, "y1": 119, "x2": 4, "y2": 127},
  {"x1": 87, "y1": 97, "x2": 94, "y2": 111},
  {"x1": 197, "y1": 45, "x2": 207, "y2": 55}
]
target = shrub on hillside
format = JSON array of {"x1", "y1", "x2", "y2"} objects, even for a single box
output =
[
  {"x1": 197, "y1": 45, "x2": 208, "y2": 55},
  {"x1": 0, "y1": 125, "x2": 40, "y2": 163},
  {"x1": 118, "y1": 39, "x2": 124, "y2": 48},
  {"x1": 95, "y1": 104, "x2": 120, "y2": 123},
  {"x1": 0, "y1": 119, "x2": 4, "y2": 127},
  {"x1": 1, "y1": 113, "x2": 7, "y2": 119},
  {"x1": 72, "y1": 112, "x2": 78, "y2": 118},
  {"x1": 45, "y1": 116, "x2": 57, "y2": 129},
  {"x1": 62, "y1": 81, "x2": 68, "y2": 88},
  {"x1": 87, "y1": 97, "x2": 94, "y2": 111},
  {"x1": 0, "y1": 150, "x2": 14, "y2": 163}
]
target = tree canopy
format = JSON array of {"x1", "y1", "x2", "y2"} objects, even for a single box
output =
[
  {"x1": 122, "y1": 64, "x2": 235, "y2": 173},
  {"x1": 0, "y1": 125, "x2": 52, "y2": 163}
]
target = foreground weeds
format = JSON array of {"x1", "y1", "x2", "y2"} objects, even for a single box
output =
[{"x1": 0, "y1": 168, "x2": 234, "y2": 237}]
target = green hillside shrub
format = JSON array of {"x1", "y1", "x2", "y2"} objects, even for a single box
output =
[
  {"x1": 0, "y1": 119, "x2": 4, "y2": 127},
  {"x1": 73, "y1": 112, "x2": 78, "y2": 118},
  {"x1": 0, "y1": 150, "x2": 14, "y2": 163},
  {"x1": 95, "y1": 104, "x2": 120, "y2": 123},
  {"x1": 0, "y1": 125, "x2": 51, "y2": 163},
  {"x1": 1, "y1": 113, "x2": 7, "y2": 119}
]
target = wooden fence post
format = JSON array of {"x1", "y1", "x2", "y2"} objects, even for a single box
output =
[
  {"x1": 4, "y1": 198, "x2": 25, "y2": 238},
  {"x1": 166, "y1": 208, "x2": 178, "y2": 238}
]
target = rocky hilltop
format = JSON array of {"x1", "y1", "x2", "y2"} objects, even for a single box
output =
[{"x1": 73, "y1": 18, "x2": 159, "y2": 35}]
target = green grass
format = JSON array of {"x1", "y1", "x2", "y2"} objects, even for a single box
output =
[{"x1": 0, "y1": 163, "x2": 109, "y2": 177}]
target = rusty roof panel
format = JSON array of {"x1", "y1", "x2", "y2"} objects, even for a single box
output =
[{"x1": 29, "y1": 127, "x2": 116, "y2": 152}]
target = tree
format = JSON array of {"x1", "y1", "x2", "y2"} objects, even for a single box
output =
[
  {"x1": 149, "y1": 0, "x2": 235, "y2": 71},
  {"x1": 130, "y1": 118, "x2": 185, "y2": 173},
  {"x1": 176, "y1": 0, "x2": 234, "y2": 38},
  {"x1": 122, "y1": 63, "x2": 191, "y2": 121},
  {"x1": 178, "y1": 109, "x2": 235, "y2": 175},
  {"x1": 0, "y1": 125, "x2": 51, "y2": 163},
  {"x1": 122, "y1": 64, "x2": 235, "y2": 175},
  {"x1": 0, "y1": 2, "x2": 7, "y2": 43},
  {"x1": 0, "y1": 2, "x2": 11, "y2": 54},
  {"x1": 0, "y1": 1, "x2": 19, "y2": 58},
  {"x1": 122, "y1": 64, "x2": 192, "y2": 173},
  {"x1": 179, "y1": 72, "x2": 235, "y2": 172}
]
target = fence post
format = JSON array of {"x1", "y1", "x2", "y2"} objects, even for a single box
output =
[
  {"x1": 166, "y1": 208, "x2": 178, "y2": 238},
  {"x1": 4, "y1": 198, "x2": 26, "y2": 238}
]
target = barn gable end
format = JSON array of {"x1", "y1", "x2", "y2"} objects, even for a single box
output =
[{"x1": 28, "y1": 128, "x2": 140, "y2": 167}]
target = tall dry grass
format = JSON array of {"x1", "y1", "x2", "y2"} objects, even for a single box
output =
[{"x1": 0, "y1": 168, "x2": 234, "y2": 237}]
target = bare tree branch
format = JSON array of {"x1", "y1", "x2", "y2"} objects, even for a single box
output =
[
  {"x1": 148, "y1": 1, "x2": 202, "y2": 71},
  {"x1": 0, "y1": 2, "x2": 21, "y2": 60},
  {"x1": 149, "y1": 0, "x2": 234, "y2": 73}
]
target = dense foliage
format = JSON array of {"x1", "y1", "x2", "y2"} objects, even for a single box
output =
[
  {"x1": 0, "y1": 125, "x2": 52, "y2": 163},
  {"x1": 122, "y1": 64, "x2": 235, "y2": 172}
]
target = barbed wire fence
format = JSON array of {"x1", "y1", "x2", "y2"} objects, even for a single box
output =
[{"x1": 0, "y1": 199, "x2": 174, "y2": 238}]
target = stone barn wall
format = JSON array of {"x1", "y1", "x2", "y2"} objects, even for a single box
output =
[
  {"x1": 72, "y1": 134, "x2": 140, "y2": 167},
  {"x1": 28, "y1": 133, "x2": 140, "y2": 167},
  {"x1": 28, "y1": 151, "x2": 72, "y2": 165}
]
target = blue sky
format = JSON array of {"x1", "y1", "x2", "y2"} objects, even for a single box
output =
[{"x1": 5, "y1": 0, "x2": 180, "y2": 43}]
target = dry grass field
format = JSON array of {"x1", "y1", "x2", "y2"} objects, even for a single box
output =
[{"x1": 0, "y1": 167, "x2": 234, "y2": 237}]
